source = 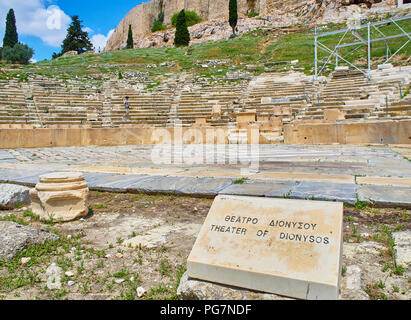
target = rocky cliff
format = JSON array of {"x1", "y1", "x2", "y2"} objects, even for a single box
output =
[
  {"x1": 104, "y1": 0, "x2": 397, "y2": 51},
  {"x1": 104, "y1": 0, "x2": 306, "y2": 51}
]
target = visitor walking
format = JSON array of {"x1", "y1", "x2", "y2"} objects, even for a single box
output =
[{"x1": 124, "y1": 96, "x2": 130, "y2": 122}]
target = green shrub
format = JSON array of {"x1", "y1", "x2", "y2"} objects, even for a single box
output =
[
  {"x1": 2, "y1": 43, "x2": 34, "y2": 64},
  {"x1": 248, "y1": 11, "x2": 259, "y2": 18},
  {"x1": 152, "y1": 20, "x2": 167, "y2": 32},
  {"x1": 171, "y1": 10, "x2": 202, "y2": 28}
]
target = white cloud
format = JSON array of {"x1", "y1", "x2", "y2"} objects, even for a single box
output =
[
  {"x1": 83, "y1": 26, "x2": 93, "y2": 34},
  {"x1": 0, "y1": 0, "x2": 71, "y2": 47},
  {"x1": 0, "y1": 0, "x2": 114, "y2": 54},
  {"x1": 91, "y1": 29, "x2": 114, "y2": 53}
]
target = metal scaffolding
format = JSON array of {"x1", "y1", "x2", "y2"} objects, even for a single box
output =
[{"x1": 314, "y1": 15, "x2": 411, "y2": 80}]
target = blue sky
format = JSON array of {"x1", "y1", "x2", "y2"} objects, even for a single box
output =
[{"x1": 0, "y1": 0, "x2": 147, "y2": 62}]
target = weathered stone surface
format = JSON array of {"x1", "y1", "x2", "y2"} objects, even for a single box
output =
[
  {"x1": 61, "y1": 51, "x2": 78, "y2": 58},
  {"x1": 219, "y1": 180, "x2": 296, "y2": 198},
  {"x1": 127, "y1": 176, "x2": 233, "y2": 196},
  {"x1": 358, "y1": 185, "x2": 411, "y2": 208},
  {"x1": 342, "y1": 239, "x2": 411, "y2": 300},
  {"x1": 30, "y1": 172, "x2": 89, "y2": 222},
  {"x1": 0, "y1": 184, "x2": 31, "y2": 210},
  {"x1": 177, "y1": 272, "x2": 291, "y2": 300},
  {"x1": 178, "y1": 266, "x2": 376, "y2": 300},
  {"x1": 340, "y1": 265, "x2": 369, "y2": 300},
  {"x1": 0, "y1": 150, "x2": 16, "y2": 163},
  {"x1": 392, "y1": 230, "x2": 411, "y2": 268},
  {"x1": 46, "y1": 263, "x2": 63, "y2": 290},
  {"x1": 290, "y1": 181, "x2": 357, "y2": 204},
  {"x1": 0, "y1": 221, "x2": 59, "y2": 261},
  {"x1": 123, "y1": 222, "x2": 201, "y2": 249},
  {"x1": 38, "y1": 172, "x2": 85, "y2": 184},
  {"x1": 182, "y1": 238, "x2": 411, "y2": 300}
]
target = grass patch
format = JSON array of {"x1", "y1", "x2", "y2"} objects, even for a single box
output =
[
  {"x1": 354, "y1": 194, "x2": 369, "y2": 211},
  {"x1": 233, "y1": 177, "x2": 248, "y2": 184}
]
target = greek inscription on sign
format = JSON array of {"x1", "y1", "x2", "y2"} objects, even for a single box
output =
[{"x1": 187, "y1": 195, "x2": 344, "y2": 300}]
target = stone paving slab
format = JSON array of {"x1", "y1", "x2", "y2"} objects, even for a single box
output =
[
  {"x1": 0, "y1": 150, "x2": 15, "y2": 161},
  {"x1": 125, "y1": 176, "x2": 234, "y2": 196},
  {"x1": 6, "y1": 144, "x2": 411, "y2": 178},
  {"x1": 73, "y1": 165, "x2": 184, "y2": 177},
  {"x1": 1, "y1": 143, "x2": 411, "y2": 207},
  {"x1": 96, "y1": 174, "x2": 152, "y2": 192},
  {"x1": 177, "y1": 177, "x2": 234, "y2": 196},
  {"x1": 358, "y1": 185, "x2": 411, "y2": 209},
  {"x1": 357, "y1": 177, "x2": 411, "y2": 187},
  {"x1": 219, "y1": 180, "x2": 297, "y2": 198},
  {"x1": 252, "y1": 172, "x2": 355, "y2": 184},
  {"x1": 81, "y1": 172, "x2": 148, "y2": 192},
  {"x1": 0, "y1": 166, "x2": 410, "y2": 207},
  {"x1": 289, "y1": 182, "x2": 357, "y2": 204},
  {"x1": 0, "y1": 167, "x2": 55, "y2": 186},
  {"x1": 12, "y1": 170, "x2": 56, "y2": 185}
]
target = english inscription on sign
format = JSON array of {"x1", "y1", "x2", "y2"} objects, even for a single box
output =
[{"x1": 187, "y1": 195, "x2": 344, "y2": 300}]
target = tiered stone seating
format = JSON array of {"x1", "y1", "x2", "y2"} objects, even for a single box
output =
[
  {"x1": 110, "y1": 88, "x2": 173, "y2": 127},
  {"x1": 0, "y1": 84, "x2": 37, "y2": 125},
  {"x1": 29, "y1": 81, "x2": 104, "y2": 127},
  {"x1": 299, "y1": 69, "x2": 372, "y2": 121},
  {"x1": 0, "y1": 65, "x2": 410, "y2": 134},
  {"x1": 299, "y1": 65, "x2": 410, "y2": 122},
  {"x1": 372, "y1": 95, "x2": 411, "y2": 120},
  {"x1": 176, "y1": 85, "x2": 242, "y2": 127},
  {"x1": 243, "y1": 73, "x2": 315, "y2": 125}
]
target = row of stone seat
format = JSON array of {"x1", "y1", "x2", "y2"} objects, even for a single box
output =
[
  {"x1": 297, "y1": 65, "x2": 410, "y2": 122},
  {"x1": 0, "y1": 66, "x2": 410, "y2": 129}
]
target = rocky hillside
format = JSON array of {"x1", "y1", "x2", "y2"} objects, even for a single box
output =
[{"x1": 105, "y1": 0, "x2": 400, "y2": 51}]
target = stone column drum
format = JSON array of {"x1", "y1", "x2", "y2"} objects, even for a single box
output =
[{"x1": 30, "y1": 172, "x2": 89, "y2": 222}]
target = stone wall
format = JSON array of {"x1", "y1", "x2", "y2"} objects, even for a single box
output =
[
  {"x1": 283, "y1": 120, "x2": 411, "y2": 145},
  {"x1": 0, "y1": 120, "x2": 410, "y2": 149},
  {"x1": 0, "y1": 127, "x2": 229, "y2": 148}
]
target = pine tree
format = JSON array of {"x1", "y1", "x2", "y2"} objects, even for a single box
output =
[
  {"x1": 61, "y1": 16, "x2": 93, "y2": 55},
  {"x1": 126, "y1": 25, "x2": 134, "y2": 49},
  {"x1": 3, "y1": 9, "x2": 18, "y2": 48},
  {"x1": 174, "y1": 10, "x2": 190, "y2": 47},
  {"x1": 229, "y1": 0, "x2": 238, "y2": 35}
]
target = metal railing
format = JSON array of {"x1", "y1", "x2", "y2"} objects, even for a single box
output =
[{"x1": 314, "y1": 15, "x2": 411, "y2": 80}]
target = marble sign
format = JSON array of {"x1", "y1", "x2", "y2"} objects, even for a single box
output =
[{"x1": 187, "y1": 195, "x2": 344, "y2": 300}]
